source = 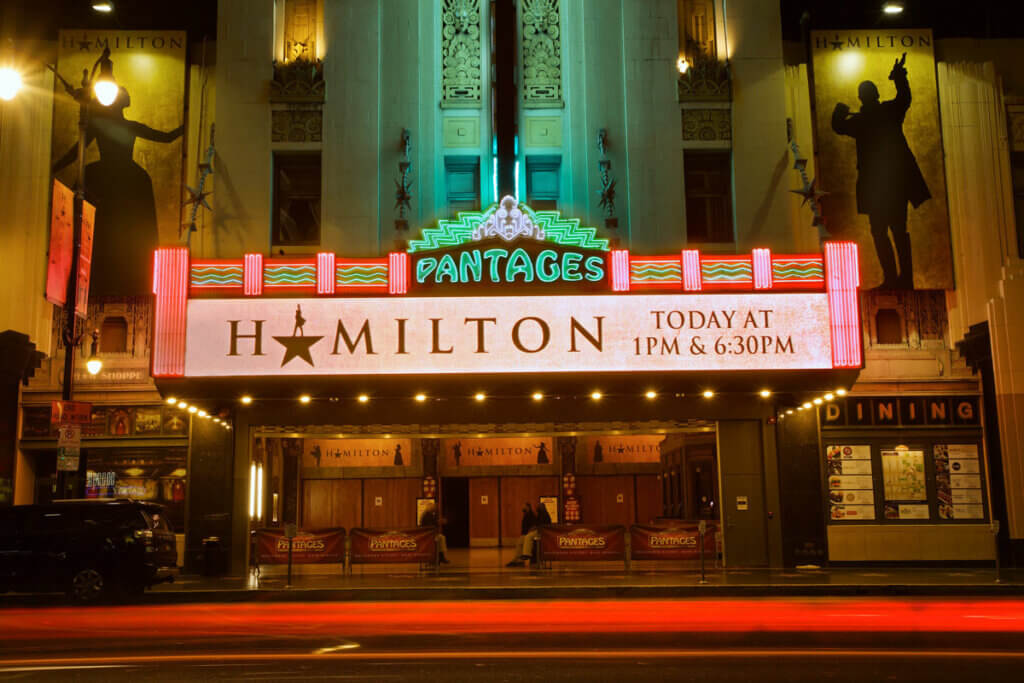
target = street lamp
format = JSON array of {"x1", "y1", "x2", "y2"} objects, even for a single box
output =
[
  {"x1": 1, "y1": 47, "x2": 119, "y2": 497},
  {"x1": 85, "y1": 330, "x2": 102, "y2": 376}
]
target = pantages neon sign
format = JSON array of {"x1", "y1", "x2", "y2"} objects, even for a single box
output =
[{"x1": 151, "y1": 196, "x2": 862, "y2": 378}]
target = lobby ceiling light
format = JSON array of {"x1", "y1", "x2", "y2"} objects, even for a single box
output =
[
  {"x1": 645, "y1": 390, "x2": 657, "y2": 399},
  {"x1": 590, "y1": 391, "x2": 603, "y2": 401},
  {"x1": 759, "y1": 389, "x2": 772, "y2": 398},
  {"x1": 786, "y1": 409, "x2": 794, "y2": 415},
  {"x1": 474, "y1": 392, "x2": 486, "y2": 402},
  {"x1": 92, "y1": 1, "x2": 114, "y2": 12},
  {"x1": 532, "y1": 392, "x2": 544, "y2": 402},
  {"x1": 882, "y1": 2, "x2": 904, "y2": 15},
  {"x1": 702, "y1": 390, "x2": 714, "y2": 399},
  {"x1": 0, "y1": 67, "x2": 23, "y2": 101},
  {"x1": 357, "y1": 394, "x2": 370, "y2": 403},
  {"x1": 299, "y1": 394, "x2": 312, "y2": 404},
  {"x1": 414, "y1": 393, "x2": 427, "y2": 402},
  {"x1": 240, "y1": 395, "x2": 253, "y2": 405}
]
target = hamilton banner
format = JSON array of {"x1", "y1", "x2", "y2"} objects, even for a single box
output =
[
  {"x1": 811, "y1": 29, "x2": 951, "y2": 290},
  {"x1": 252, "y1": 528, "x2": 346, "y2": 565},
  {"x1": 348, "y1": 528, "x2": 437, "y2": 564},
  {"x1": 53, "y1": 30, "x2": 186, "y2": 296}
]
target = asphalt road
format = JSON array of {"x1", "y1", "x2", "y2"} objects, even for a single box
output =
[{"x1": 1, "y1": 598, "x2": 1022, "y2": 681}]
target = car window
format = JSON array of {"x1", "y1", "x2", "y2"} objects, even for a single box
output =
[{"x1": 21, "y1": 509, "x2": 77, "y2": 534}]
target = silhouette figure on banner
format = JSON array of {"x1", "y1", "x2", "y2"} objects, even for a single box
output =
[
  {"x1": 831, "y1": 53, "x2": 930, "y2": 290},
  {"x1": 393, "y1": 444, "x2": 404, "y2": 467},
  {"x1": 593, "y1": 440, "x2": 603, "y2": 463},
  {"x1": 536, "y1": 442, "x2": 549, "y2": 465},
  {"x1": 452, "y1": 441, "x2": 462, "y2": 467},
  {"x1": 54, "y1": 63, "x2": 184, "y2": 297},
  {"x1": 293, "y1": 305, "x2": 306, "y2": 336}
]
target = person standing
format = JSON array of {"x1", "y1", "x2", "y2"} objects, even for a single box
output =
[{"x1": 831, "y1": 53, "x2": 930, "y2": 290}]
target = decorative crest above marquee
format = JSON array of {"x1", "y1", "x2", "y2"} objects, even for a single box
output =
[{"x1": 408, "y1": 196, "x2": 609, "y2": 253}]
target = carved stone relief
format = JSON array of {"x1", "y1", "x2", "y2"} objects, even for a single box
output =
[
  {"x1": 272, "y1": 110, "x2": 323, "y2": 143},
  {"x1": 681, "y1": 108, "x2": 731, "y2": 142},
  {"x1": 441, "y1": 0, "x2": 482, "y2": 107},
  {"x1": 521, "y1": 0, "x2": 562, "y2": 107}
]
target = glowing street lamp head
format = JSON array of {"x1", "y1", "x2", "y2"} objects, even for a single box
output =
[
  {"x1": 0, "y1": 67, "x2": 22, "y2": 101},
  {"x1": 85, "y1": 357, "x2": 102, "y2": 376}
]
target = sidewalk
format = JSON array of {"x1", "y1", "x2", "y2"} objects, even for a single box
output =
[{"x1": 134, "y1": 562, "x2": 1024, "y2": 603}]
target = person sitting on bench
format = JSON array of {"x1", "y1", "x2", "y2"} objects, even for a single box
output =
[{"x1": 419, "y1": 501, "x2": 449, "y2": 564}]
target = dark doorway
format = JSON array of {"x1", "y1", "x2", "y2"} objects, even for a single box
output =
[{"x1": 442, "y1": 477, "x2": 470, "y2": 548}]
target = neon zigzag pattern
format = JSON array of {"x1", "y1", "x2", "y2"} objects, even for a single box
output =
[
  {"x1": 264, "y1": 265, "x2": 316, "y2": 285},
  {"x1": 702, "y1": 261, "x2": 752, "y2": 281},
  {"x1": 408, "y1": 201, "x2": 609, "y2": 253},
  {"x1": 191, "y1": 265, "x2": 243, "y2": 286},
  {"x1": 631, "y1": 261, "x2": 682, "y2": 282},
  {"x1": 336, "y1": 265, "x2": 388, "y2": 285},
  {"x1": 772, "y1": 260, "x2": 824, "y2": 280}
]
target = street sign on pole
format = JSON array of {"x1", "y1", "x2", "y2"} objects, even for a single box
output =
[
  {"x1": 57, "y1": 424, "x2": 81, "y2": 472},
  {"x1": 51, "y1": 400, "x2": 92, "y2": 425}
]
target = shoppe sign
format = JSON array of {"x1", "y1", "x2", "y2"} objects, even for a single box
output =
[{"x1": 152, "y1": 198, "x2": 864, "y2": 378}]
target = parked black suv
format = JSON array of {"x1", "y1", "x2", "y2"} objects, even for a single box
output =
[{"x1": 0, "y1": 499, "x2": 177, "y2": 602}]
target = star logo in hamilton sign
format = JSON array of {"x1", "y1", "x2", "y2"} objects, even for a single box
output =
[{"x1": 273, "y1": 305, "x2": 322, "y2": 367}]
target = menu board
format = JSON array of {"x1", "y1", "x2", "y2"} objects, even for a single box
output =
[
  {"x1": 934, "y1": 444, "x2": 985, "y2": 519},
  {"x1": 882, "y1": 448, "x2": 927, "y2": 519},
  {"x1": 826, "y1": 445, "x2": 875, "y2": 521}
]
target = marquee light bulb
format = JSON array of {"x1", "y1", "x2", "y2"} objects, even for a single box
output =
[
  {"x1": 357, "y1": 394, "x2": 369, "y2": 403},
  {"x1": 645, "y1": 390, "x2": 657, "y2": 399},
  {"x1": 198, "y1": 410, "x2": 208, "y2": 418},
  {"x1": 759, "y1": 389, "x2": 772, "y2": 398},
  {"x1": 299, "y1": 394, "x2": 312, "y2": 404},
  {"x1": 474, "y1": 392, "x2": 486, "y2": 402},
  {"x1": 836, "y1": 388, "x2": 847, "y2": 396},
  {"x1": 825, "y1": 393, "x2": 835, "y2": 401},
  {"x1": 414, "y1": 393, "x2": 427, "y2": 402},
  {"x1": 165, "y1": 396, "x2": 177, "y2": 405},
  {"x1": 802, "y1": 402, "x2": 812, "y2": 409},
  {"x1": 591, "y1": 391, "x2": 603, "y2": 400},
  {"x1": 0, "y1": 67, "x2": 22, "y2": 101},
  {"x1": 240, "y1": 395, "x2": 253, "y2": 405},
  {"x1": 532, "y1": 392, "x2": 543, "y2": 401},
  {"x1": 702, "y1": 390, "x2": 714, "y2": 399},
  {"x1": 813, "y1": 398, "x2": 823, "y2": 405},
  {"x1": 177, "y1": 401, "x2": 188, "y2": 409},
  {"x1": 187, "y1": 406, "x2": 198, "y2": 414}
]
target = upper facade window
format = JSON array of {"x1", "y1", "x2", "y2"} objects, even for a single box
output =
[
  {"x1": 684, "y1": 150, "x2": 733, "y2": 244},
  {"x1": 276, "y1": 0, "x2": 322, "y2": 63},
  {"x1": 273, "y1": 153, "x2": 322, "y2": 247}
]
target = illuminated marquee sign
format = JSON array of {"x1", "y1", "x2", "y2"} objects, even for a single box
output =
[{"x1": 151, "y1": 198, "x2": 862, "y2": 378}]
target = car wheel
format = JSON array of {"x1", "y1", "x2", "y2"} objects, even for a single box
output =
[{"x1": 70, "y1": 568, "x2": 105, "y2": 603}]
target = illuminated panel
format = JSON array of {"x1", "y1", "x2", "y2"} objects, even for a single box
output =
[
  {"x1": 630, "y1": 256, "x2": 681, "y2": 288},
  {"x1": 243, "y1": 253, "x2": 263, "y2": 296},
  {"x1": 152, "y1": 247, "x2": 190, "y2": 377},
  {"x1": 190, "y1": 262, "x2": 243, "y2": 292},
  {"x1": 610, "y1": 250, "x2": 630, "y2": 292},
  {"x1": 316, "y1": 252, "x2": 336, "y2": 295},
  {"x1": 388, "y1": 252, "x2": 410, "y2": 295},
  {"x1": 183, "y1": 293, "x2": 833, "y2": 377},
  {"x1": 682, "y1": 250, "x2": 702, "y2": 291},
  {"x1": 752, "y1": 248, "x2": 773, "y2": 290},
  {"x1": 336, "y1": 260, "x2": 389, "y2": 291},
  {"x1": 700, "y1": 255, "x2": 752, "y2": 290},
  {"x1": 264, "y1": 261, "x2": 316, "y2": 290},
  {"x1": 824, "y1": 241, "x2": 862, "y2": 369},
  {"x1": 771, "y1": 255, "x2": 825, "y2": 290}
]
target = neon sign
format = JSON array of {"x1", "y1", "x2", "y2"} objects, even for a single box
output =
[{"x1": 415, "y1": 247, "x2": 605, "y2": 285}]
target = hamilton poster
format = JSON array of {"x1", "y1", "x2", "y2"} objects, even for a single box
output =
[
  {"x1": 811, "y1": 29, "x2": 952, "y2": 290},
  {"x1": 52, "y1": 30, "x2": 186, "y2": 296}
]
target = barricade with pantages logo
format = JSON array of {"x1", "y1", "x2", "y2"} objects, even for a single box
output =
[
  {"x1": 348, "y1": 527, "x2": 437, "y2": 564},
  {"x1": 253, "y1": 528, "x2": 346, "y2": 564},
  {"x1": 537, "y1": 524, "x2": 626, "y2": 561},
  {"x1": 629, "y1": 523, "x2": 717, "y2": 560}
]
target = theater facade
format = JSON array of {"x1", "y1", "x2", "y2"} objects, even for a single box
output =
[{"x1": 149, "y1": 197, "x2": 889, "y2": 574}]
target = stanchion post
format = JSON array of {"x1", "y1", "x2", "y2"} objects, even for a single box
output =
[
  {"x1": 992, "y1": 519, "x2": 1001, "y2": 583},
  {"x1": 698, "y1": 520, "x2": 707, "y2": 584},
  {"x1": 285, "y1": 522, "x2": 296, "y2": 588}
]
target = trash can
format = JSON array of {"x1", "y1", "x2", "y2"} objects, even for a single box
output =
[{"x1": 202, "y1": 536, "x2": 224, "y2": 577}]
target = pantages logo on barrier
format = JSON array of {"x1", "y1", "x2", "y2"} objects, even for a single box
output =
[
  {"x1": 348, "y1": 528, "x2": 436, "y2": 564},
  {"x1": 183, "y1": 295, "x2": 833, "y2": 376},
  {"x1": 538, "y1": 525, "x2": 626, "y2": 561},
  {"x1": 811, "y1": 29, "x2": 951, "y2": 291}
]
